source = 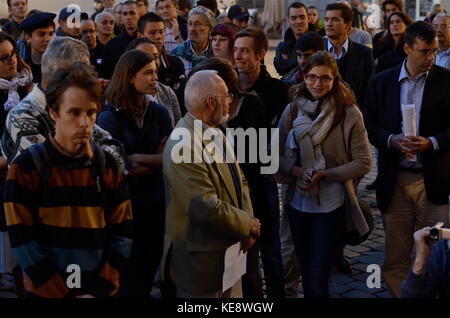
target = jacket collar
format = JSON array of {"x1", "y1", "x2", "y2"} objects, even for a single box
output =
[
  {"x1": 24, "y1": 84, "x2": 46, "y2": 111},
  {"x1": 181, "y1": 113, "x2": 241, "y2": 207}
]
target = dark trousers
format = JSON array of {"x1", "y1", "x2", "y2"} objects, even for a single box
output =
[
  {"x1": 287, "y1": 205, "x2": 344, "y2": 298},
  {"x1": 118, "y1": 198, "x2": 165, "y2": 298},
  {"x1": 243, "y1": 176, "x2": 285, "y2": 298}
]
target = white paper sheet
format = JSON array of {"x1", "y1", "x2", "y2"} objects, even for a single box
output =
[
  {"x1": 222, "y1": 242, "x2": 247, "y2": 292},
  {"x1": 401, "y1": 104, "x2": 417, "y2": 162}
]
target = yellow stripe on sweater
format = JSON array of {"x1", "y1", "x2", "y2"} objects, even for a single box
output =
[
  {"x1": 4, "y1": 202, "x2": 34, "y2": 226},
  {"x1": 38, "y1": 206, "x2": 106, "y2": 229}
]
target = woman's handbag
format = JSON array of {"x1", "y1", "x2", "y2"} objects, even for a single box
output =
[
  {"x1": 340, "y1": 122, "x2": 374, "y2": 246},
  {"x1": 344, "y1": 196, "x2": 374, "y2": 246}
]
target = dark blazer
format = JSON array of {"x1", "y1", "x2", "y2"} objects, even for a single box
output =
[
  {"x1": 363, "y1": 64, "x2": 450, "y2": 212},
  {"x1": 274, "y1": 26, "x2": 315, "y2": 76},
  {"x1": 177, "y1": 16, "x2": 188, "y2": 41},
  {"x1": 325, "y1": 38, "x2": 374, "y2": 108},
  {"x1": 2, "y1": 20, "x2": 22, "y2": 40},
  {"x1": 100, "y1": 32, "x2": 137, "y2": 79}
]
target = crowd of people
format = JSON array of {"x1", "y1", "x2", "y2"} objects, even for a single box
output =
[{"x1": 0, "y1": 0, "x2": 448, "y2": 299}]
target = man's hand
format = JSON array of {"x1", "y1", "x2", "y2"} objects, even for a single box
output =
[
  {"x1": 282, "y1": 53, "x2": 288, "y2": 59},
  {"x1": 403, "y1": 136, "x2": 433, "y2": 153},
  {"x1": 129, "y1": 162, "x2": 152, "y2": 176},
  {"x1": 390, "y1": 134, "x2": 413, "y2": 154},
  {"x1": 127, "y1": 153, "x2": 143, "y2": 164},
  {"x1": 169, "y1": 18, "x2": 181, "y2": 41},
  {"x1": 250, "y1": 217, "x2": 261, "y2": 238},
  {"x1": 412, "y1": 227, "x2": 432, "y2": 276},
  {"x1": 241, "y1": 236, "x2": 256, "y2": 253}
]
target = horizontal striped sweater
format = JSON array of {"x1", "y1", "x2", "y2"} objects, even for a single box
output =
[{"x1": 4, "y1": 140, "x2": 133, "y2": 298}]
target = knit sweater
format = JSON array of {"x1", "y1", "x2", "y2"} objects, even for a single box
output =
[{"x1": 4, "y1": 140, "x2": 133, "y2": 298}]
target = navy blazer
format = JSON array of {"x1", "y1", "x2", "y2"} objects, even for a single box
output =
[
  {"x1": 324, "y1": 38, "x2": 374, "y2": 108},
  {"x1": 363, "y1": 64, "x2": 450, "y2": 212}
]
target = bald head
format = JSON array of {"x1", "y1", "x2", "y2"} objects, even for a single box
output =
[
  {"x1": 95, "y1": 11, "x2": 115, "y2": 37},
  {"x1": 185, "y1": 70, "x2": 230, "y2": 126},
  {"x1": 185, "y1": 70, "x2": 221, "y2": 111}
]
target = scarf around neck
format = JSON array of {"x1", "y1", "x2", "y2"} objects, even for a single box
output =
[
  {"x1": 292, "y1": 96, "x2": 335, "y2": 197},
  {"x1": 0, "y1": 68, "x2": 32, "y2": 111}
]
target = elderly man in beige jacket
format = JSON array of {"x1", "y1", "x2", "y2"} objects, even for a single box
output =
[{"x1": 161, "y1": 70, "x2": 260, "y2": 298}]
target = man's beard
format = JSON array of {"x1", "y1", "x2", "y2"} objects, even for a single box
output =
[
  {"x1": 213, "y1": 112, "x2": 229, "y2": 126},
  {"x1": 218, "y1": 113, "x2": 229, "y2": 125}
]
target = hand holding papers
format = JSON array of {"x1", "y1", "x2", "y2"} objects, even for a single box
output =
[{"x1": 401, "y1": 104, "x2": 417, "y2": 162}]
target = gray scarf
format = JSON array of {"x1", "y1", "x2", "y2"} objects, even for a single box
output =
[{"x1": 292, "y1": 96, "x2": 335, "y2": 197}]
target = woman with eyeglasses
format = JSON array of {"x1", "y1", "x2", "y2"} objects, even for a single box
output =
[
  {"x1": 276, "y1": 51, "x2": 372, "y2": 298},
  {"x1": 98, "y1": 49, "x2": 172, "y2": 298},
  {"x1": 0, "y1": 31, "x2": 33, "y2": 292},
  {"x1": 373, "y1": 12, "x2": 413, "y2": 74}
]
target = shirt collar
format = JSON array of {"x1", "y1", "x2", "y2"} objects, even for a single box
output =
[
  {"x1": 189, "y1": 40, "x2": 210, "y2": 57},
  {"x1": 437, "y1": 46, "x2": 450, "y2": 55},
  {"x1": 327, "y1": 38, "x2": 349, "y2": 55},
  {"x1": 398, "y1": 59, "x2": 429, "y2": 82}
]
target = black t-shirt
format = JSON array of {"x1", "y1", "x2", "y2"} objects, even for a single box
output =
[
  {"x1": 23, "y1": 46, "x2": 41, "y2": 84},
  {"x1": 90, "y1": 40, "x2": 105, "y2": 74},
  {"x1": 246, "y1": 66, "x2": 289, "y2": 129}
]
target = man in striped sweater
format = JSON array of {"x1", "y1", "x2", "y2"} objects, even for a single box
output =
[{"x1": 4, "y1": 63, "x2": 133, "y2": 298}]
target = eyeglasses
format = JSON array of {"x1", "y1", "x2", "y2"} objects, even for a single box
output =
[
  {"x1": 305, "y1": 74, "x2": 333, "y2": 83},
  {"x1": 0, "y1": 48, "x2": 17, "y2": 64},
  {"x1": 213, "y1": 93, "x2": 234, "y2": 101},
  {"x1": 414, "y1": 47, "x2": 439, "y2": 57},
  {"x1": 81, "y1": 29, "x2": 96, "y2": 35}
]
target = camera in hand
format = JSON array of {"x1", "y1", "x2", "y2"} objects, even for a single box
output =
[{"x1": 429, "y1": 222, "x2": 450, "y2": 240}]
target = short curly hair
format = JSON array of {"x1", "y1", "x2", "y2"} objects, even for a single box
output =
[{"x1": 45, "y1": 62, "x2": 101, "y2": 114}]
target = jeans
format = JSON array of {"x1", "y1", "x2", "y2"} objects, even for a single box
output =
[
  {"x1": 248, "y1": 176, "x2": 285, "y2": 298},
  {"x1": 287, "y1": 204, "x2": 345, "y2": 298}
]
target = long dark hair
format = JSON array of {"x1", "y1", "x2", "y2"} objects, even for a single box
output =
[
  {"x1": 0, "y1": 32, "x2": 31, "y2": 76},
  {"x1": 105, "y1": 49, "x2": 154, "y2": 116},
  {"x1": 378, "y1": 12, "x2": 413, "y2": 52},
  {"x1": 294, "y1": 51, "x2": 356, "y2": 129}
]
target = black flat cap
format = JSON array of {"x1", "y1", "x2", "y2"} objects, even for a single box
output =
[{"x1": 20, "y1": 12, "x2": 56, "y2": 32}]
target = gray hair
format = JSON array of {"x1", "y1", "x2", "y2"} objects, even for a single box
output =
[
  {"x1": 433, "y1": 13, "x2": 450, "y2": 20},
  {"x1": 95, "y1": 11, "x2": 114, "y2": 25},
  {"x1": 41, "y1": 37, "x2": 90, "y2": 81},
  {"x1": 216, "y1": 13, "x2": 230, "y2": 24},
  {"x1": 113, "y1": 3, "x2": 123, "y2": 13},
  {"x1": 189, "y1": 5, "x2": 216, "y2": 29},
  {"x1": 185, "y1": 70, "x2": 222, "y2": 111}
]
